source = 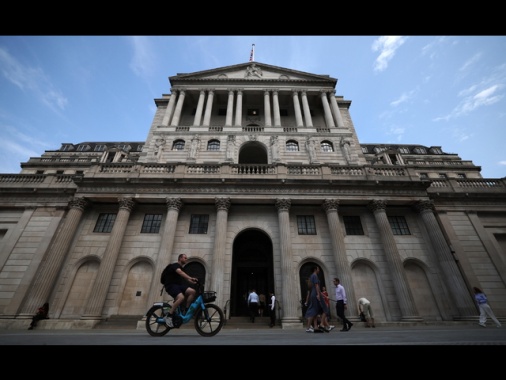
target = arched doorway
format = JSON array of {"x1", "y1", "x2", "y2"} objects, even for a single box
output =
[
  {"x1": 231, "y1": 229, "x2": 274, "y2": 316},
  {"x1": 299, "y1": 262, "x2": 329, "y2": 318},
  {"x1": 238, "y1": 141, "x2": 268, "y2": 164}
]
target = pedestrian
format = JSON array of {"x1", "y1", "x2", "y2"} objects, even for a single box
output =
[
  {"x1": 304, "y1": 266, "x2": 334, "y2": 333},
  {"x1": 248, "y1": 289, "x2": 259, "y2": 323},
  {"x1": 322, "y1": 286, "x2": 331, "y2": 320},
  {"x1": 258, "y1": 293, "x2": 266, "y2": 317},
  {"x1": 358, "y1": 297, "x2": 375, "y2": 328},
  {"x1": 28, "y1": 302, "x2": 49, "y2": 330},
  {"x1": 333, "y1": 278, "x2": 353, "y2": 331},
  {"x1": 268, "y1": 291, "x2": 276, "y2": 327},
  {"x1": 473, "y1": 287, "x2": 501, "y2": 328}
]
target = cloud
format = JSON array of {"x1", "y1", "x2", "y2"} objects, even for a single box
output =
[
  {"x1": 129, "y1": 36, "x2": 157, "y2": 79},
  {"x1": 372, "y1": 36, "x2": 408, "y2": 72},
  {"x1": 0, "y1": 46, "x2": 68, "y2": 113}
]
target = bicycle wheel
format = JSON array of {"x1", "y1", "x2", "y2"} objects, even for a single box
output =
[
  {"x1": 145, "y1": 304, "x2": 171, "y2": 337},
  {"x1": 194, "y1": 303, "x2": 225, "y2": 337}
]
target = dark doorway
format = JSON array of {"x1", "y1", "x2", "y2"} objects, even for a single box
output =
[{"x1": 231, "y1": 229, "x2": 273, "y2": 316}]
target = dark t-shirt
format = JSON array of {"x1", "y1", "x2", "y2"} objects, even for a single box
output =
[{"x1": 165, "y1": 262, "x2": 183, "y2": 285}]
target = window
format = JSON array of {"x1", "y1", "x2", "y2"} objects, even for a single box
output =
[
  {"x1": 413, "y1": 147, "x2": 427, "y2": 154},
  {"x1": 247, "y1": 109, "x2": 260, "y2": 116},
  {"x1": 141, "y1": 214, "x2": 162, "y2": 233},
  {"x1": 388, "y1": 216, "x2": 410, "y2": 235},
  {"x1": 286, "y1": 140, "x2": 299, "y2": 152},
  {"x1": 373, "y1": 147, "x2": 387, "y2": 154},
  {"x1": 218, "y1": 108, "x2": 226, "y2": 116},
  {"x1": 419, "y1": 173, "x2": 428, "y2": 179},
  {"x1": 137, "y1": 144, "x2": 144, "y2": 152},
  {"x1": 56, "y1": 170, "x2": 64, "y2": 175},
  {"x1": 77, "y1": 144, "x2": 89, "y2": 152},
  {"x1": 457, "y1": 173, "x2": 466, "y2": 179},
  {"x1": 172, "y1": 140, "x2": 185, "y2": 151},
  {"x1": 399, "y1": 147, "x2": 410, "y2": 154},
  {"x1": 189, "y1": 214, "x2": 209, "y2": 234},
  {"x1": 106, "y1": 152, "x2": 115, "y2": 162},
  {"x1": 94, "y1": 213, "x2": 117, "y2": 233},
  {"x1": 61, "y1": 144, "x2": 73, "y2": 152},
  {"x1": 297, "y1": 215, "x2": 317, "y2": 235},
  {"x1": 94, "y1": 145, "x2": 106, "y2": 152},
  {"x1": 438, "y1": 173, "x2": 448, "y2": 179},
  {"x1": 361, "y1": 146, "x2": 369, "y2": 154},
  {"x1": 75, "y1": 170, "x2": 84, "y2": 175},
  {"x1": 343, "y1": 216, "x2": 364, "y2": 235},
  {"x1": 321, "y1": 141, "x2": 334, "y2": 152},
  {"x1": 36, "y1": 170, "x2": 44, "y2": 175},
  {"x1": 280, "y1": 109, "x2": 288, "y2": 116},
  {"x1": 207, "y1": 140, "x2": 220, "y2": 151}
]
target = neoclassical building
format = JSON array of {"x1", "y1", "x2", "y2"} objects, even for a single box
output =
[{"x1": 0, "y1": 62, "x2": 505, "y2": 329}]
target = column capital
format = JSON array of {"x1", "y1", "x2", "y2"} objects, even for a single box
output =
[
  {"x1": 322, "y1": 199, "x2": 340, "y2": 212},
  {"x1": 118, "y1": 197, "x2": 135, "y2": 211},
  {"x1": 413, "y1": 200, "x2": 434, "y2": 213},
  {"x1": 69, "y1": 197, "x2": 88, "y2": 211},
  {"x1": 368, "y1": 199, "x2": 387, "y2": 213},
  {"x1": 166, "y1": 197, "x2": 183, "y2": 211},
  {"x1": 215, "y1": 197, "x2": 231, "y2": 211},
  {"x1": 275, "y1": 198, "x2": 291, "y2": 212}
]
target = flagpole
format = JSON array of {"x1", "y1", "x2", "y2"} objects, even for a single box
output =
[{"x1": 249, "y1": 44, "x2": 255, "y2": 62}]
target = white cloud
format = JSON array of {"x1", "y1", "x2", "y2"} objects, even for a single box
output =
[
  {"x1": 0, "y1": 46, "x2": 68, "y2": 113},
  {"x1": 372, "y1": 36, "x2": 408, "y2": 72}
]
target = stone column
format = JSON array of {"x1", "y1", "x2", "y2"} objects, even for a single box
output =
[
  {"x1": 210, "y1": 197, "x2": 231, "y2": 308},
  {"x1": 263, "y1": 90, "x2": 272, "y2": 127},
  {"x1": 202, "y1": 90, "x2": 214, "y2": 127},
  {"x1": 368, "y1": 200, "x2": 421, "y2": 321},
  {"x1": 225, "y1": 90, "x2": 234, "y2": 127},
  {"x1": 162, "y1": 88, "x2": 178, "y2": 126},
  {"x1": 320, "y1": 91, "x2": 335, "y2": 129},
  {"x1": 413, "y1": 200, "x2": 476, "y2": 318},
  {"x1": 170, "y1": 90, "x2": 186, "y2": 127},
  {"x1": 275, "y1": 198, "x2": 300, "y2": 328},
  {"x1": 147, "y1": 197, "x2": 183, "y2": 306},
  {"x1": 272, "y1": 90, "x2": 281, "y2": 127},
  {"x1": 20, "y1": 197, "x2": 88, "y2": 316},
  {"x1": 193, "y1": 90, "x2": 206, "y2": 126},
  {"x1": 82, "y1": 197, "x2": 135, "y2": 320},
  {"x1": 329, "y1": 90, "x2": 345, "y2": 128},
  {"x1": 234, "y1": 90, "x2": 243, "y2": 127},
  {"x1": 301, "y1": 91, "x2": 313, "y2": 128},
  {"x1": 292, "y1": 90, "x2": 303, "y2": 127},
  {"x1": 322, "y1": 199, "x2": 357, "y2": 316}
]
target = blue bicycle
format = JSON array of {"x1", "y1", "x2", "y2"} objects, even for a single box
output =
[{"x1": 145, "y1": 280, "x2": 225, "y2": 337}]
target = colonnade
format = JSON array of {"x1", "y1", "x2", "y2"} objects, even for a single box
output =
[
  {"x1": 162, "y1": 88, "x2": 345, "y2": 129},
  {"x1": 20, "y1": 196, "x2": 476, "y2": 325}
]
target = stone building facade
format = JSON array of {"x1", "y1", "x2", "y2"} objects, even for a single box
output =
[{"x1": 0, "y1": 62, "x2": 504, "y2": 329}]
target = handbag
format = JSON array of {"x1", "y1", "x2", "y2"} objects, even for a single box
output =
[{"x1": 359, "y1": 311, "x2": 367, "y2": 322}]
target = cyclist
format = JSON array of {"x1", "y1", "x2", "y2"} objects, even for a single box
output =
[{"x1": 161, "y1": 253, "x2": 198, "y2": 327}]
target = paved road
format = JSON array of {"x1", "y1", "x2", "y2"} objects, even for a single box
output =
[{"x1": 1, "y1": 324, "x2": 505, "y2": 346}]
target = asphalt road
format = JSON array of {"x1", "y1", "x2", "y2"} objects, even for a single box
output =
[{"x1": 1, "y1": 324, "x2": 504, "y2": 346}]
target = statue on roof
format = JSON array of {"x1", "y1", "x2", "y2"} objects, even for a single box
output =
[{"x1": 245, "y1": 63, "x2": 263, "y2": 78}]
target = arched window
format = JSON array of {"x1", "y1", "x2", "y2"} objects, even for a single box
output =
[
  {"x1": 286, "y1": 140, "x2": 299, "y2": 152},
  {"x1": 321, "y1": 140, "x2": 334, "y2": 152},
  {"x1": 172, "y1": 139, "x2": 185, "y2": 151},
  {"x1": 207, "y1": 139, "x2": 220, "y2": 151}
]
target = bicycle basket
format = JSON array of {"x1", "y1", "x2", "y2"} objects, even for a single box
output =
[{"x1": 203, "y1": 291, "x2": 217, "y2": 303}]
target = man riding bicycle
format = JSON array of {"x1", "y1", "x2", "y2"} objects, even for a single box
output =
[{"x1": 161, "y1": 254, "x2": 198, "y2": 327}]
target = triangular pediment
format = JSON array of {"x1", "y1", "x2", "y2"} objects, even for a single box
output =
[{"x1": 170, "y1": 62, "x2": 336, "y2": 84}]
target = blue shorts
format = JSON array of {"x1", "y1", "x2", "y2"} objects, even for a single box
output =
[{"x1": 165, "y1": 284, "x2": 189, "y2": 299}]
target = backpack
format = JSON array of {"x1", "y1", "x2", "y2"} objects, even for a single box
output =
[{"x1": 160, "y1": 265, "x2": 171, "y2": 285}]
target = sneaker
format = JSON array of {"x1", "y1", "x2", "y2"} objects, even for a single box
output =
[
  {"x1": 165, "y1": 314, "x2": 174, "y2": 328},
  {"x1": 326, "y1": 325, "x2": 335, "y2": 332},
  {"x1": 479, "y1": 323, "x2": 486, "y2": 328},
  {"x1": 306, "y1": 327, "x2": 314, "y2": 333}
]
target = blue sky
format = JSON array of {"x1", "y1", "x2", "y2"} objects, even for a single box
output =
[{"x1": 0, "y1": 36, "x2": 505, "y2": 178}]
